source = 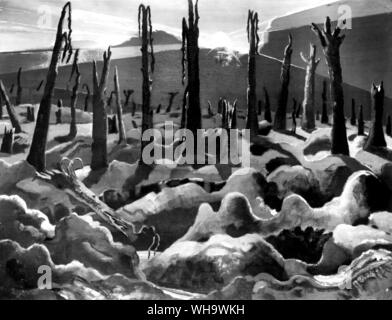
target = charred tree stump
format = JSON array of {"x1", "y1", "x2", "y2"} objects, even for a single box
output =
[
  {"x1": 124, "y1": 90, "x2": 134, "y2": 107},
  {"x1": 55, "y1": 99, "x2": 62, "y2": 124},
  {"x1": 27, "y1": 107, "x2": 35, "y2": 122},
  {"x1": 358, "y1": 105, "x2": 365, "y2": 136},
  {"x1": 27, "y1": 2, "x2": 73, "y2": 171},
  {"x1": 0, "y1": 80, "x2": 22, "y2": 133},
  {"x1": 300, "y1": 44, "x2": 320, "y2": 131},
  {"x1": 82, "y1": 84, "x2": 90, "y2": 112},
  {"x1": 1, "y1": 127, "x2": 14, "y2": 154},
  {"x1": 312, "y1": 17, "x2": 349, "y2": 156},
  {"x1": 108, "y1": 115, "x2": 118, "y2": 134},
  {"x1": 274, "y1": 34, "x2": 293, "y2": 131},
  {"x1": 350, "y1": 98, "x2": 356, "y2": 126},
  {"x1": 364, "y1": 82, "x2": 387, "y2": 150},
  {"x1": 91, "y1": 47, "x2": 112, "y2": 171},
  {"x1": 165, "y1": 92, "x2": 179, "y2": 113}
]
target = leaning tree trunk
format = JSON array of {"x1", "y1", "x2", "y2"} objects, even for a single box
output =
[
  {"x1": 300, "y1": 44, "x2": 320, "y2": 131},
  {"x1": 16, "y1": 67, "x2": 23, "y2": 106},
  {"x1": 274, "y1": 34, "x2": 293, "y2": 131},
  {"x1": 0, "y1": 81, "x2": 22, "y2": 133},
  {"x1": 181, "y1": 0, "x2": 202, "y2": 135},
  {"x1": 312, "y1": 17, "x2": 349, "y2": 156},
  {"x1": 364, "y1": 82, "x2": 387, "y2": 150},
  {"x1": 139, "y1": 4, "x2": 155, "y2": 156},
  {"x1": 245, "y1": 10, "x2": 260, "y2": 138},
  {"x1": 114, "y1": 66, "x2": 127, "y2": 145},
  {"x1": 27, "y1": 2, "x2": 73, "y2": 171},
  {"x1": 321, "y1": 80, "x2": 329, "y2": 124},
  {"x1": 0, "y1": 93, "x2": 3, "y2": 120},
  {"x1": 91, "y1": 48, "x2": 112, "y2": 171},
  {"x1": 69, "y1": 49, "x2": 80, "y2": 139}
]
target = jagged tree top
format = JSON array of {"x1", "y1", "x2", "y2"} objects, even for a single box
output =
[
  {"x1": 138, "y1": 4, "x2": 155, "y2": 73},
  {"x1": 181, "y1": 0, "x2": 200, "y2": 85},
  {"x1": 60, "y1": 2, "x2": 73, "y2": 64},
  {"x1": 311, "y1": 16, "x2": 345, "y2": 49},
  {"x1": 247, "y1": 10, "x2": 260, "y2": 54}
]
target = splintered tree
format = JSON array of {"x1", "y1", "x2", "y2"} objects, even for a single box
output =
[
  {"x1": 114, "y1": 66, "x2": 127, "y2": 145},
  {"x1": 350, "y1": 98, "x2": 356, "y2": 126},
  {"x1": 300, "y1": 44, "x2": 320, "y2": 131},
  {"x1": 91, "y1": 47, "x2": 112, "y2": 171},
  {"x1": 312, "y1": 17, "x2": 349, "y2": 156},
  {"x1": 181, "y1": 0, "x2": 201, "y2": 135},
  {"x1": 82, "y1": 83, "x2": 90, "y2": 112},
  {"x1": 139, "y1": 4, "x2": 155, "y2": 154},
  {"x1": 321, "y1": 80, "x2": 329, "y2": 124},
  {"x1": 263, "y1": 86, "x2": 272, "y2": 123},
  {"x1": 0, "y1": 81, "x2": 22, "y2": 133},
  {"x1": 245, "y1": 10, "x2": 260, "y2": 137},
  {"x1": 274, "y1": 34, "x2": 293, "y2": 131},
  {"x1": 27, "y1": 2, "x2": 73, "y2": 171},
  {"x1": 358, "y1": 105, "x2": 364, "y2": 136},
  {"x1": 16, "y1": 67, "x2": 23, "y2": 106},
  {"x1": 364, "y1": 82, "x2": 387, "y2": 150}
]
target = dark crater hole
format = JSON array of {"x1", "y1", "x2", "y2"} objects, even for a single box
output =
[{"x1": 265, "y1": 227, "x2": 332, "y2": 264}]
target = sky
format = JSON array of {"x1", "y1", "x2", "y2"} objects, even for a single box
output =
[{"x1": 0, "y1": 0, "x2": 339, "y2": 52}]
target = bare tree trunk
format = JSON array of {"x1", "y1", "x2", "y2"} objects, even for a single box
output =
[
  {"x1": 300, "y1": 44, "x2": 320, "y2": 131},
  {"x1": 312, "y1": 17, "x2": 349, "y2": 156},
  {"x1": 274, "y1": 34, "x2": 293, "y2": 131},
  {"x1": 364, "y1": 82, "x2": 387, "y2": 150},
  {"x1": 358, "y1": 105, "x2": 364, "y2": 136},
  {"x1": 0, "y1": 80, "x2": 22, "y2": 133},
  {"x1": 350, "y1": 98, "x2": 356, "y2": 126},
  {"x1": 321, "y1": 80, "x2": 329, "y2": 124},
  {"x1": 91, "y1": 48, "x2": 111, "y2": 171},
  {"x1": 181, "y1": 0, "x2": 202, "y2": 135},
  {"x1": 27, "y1": 2, "x2": 73, "y2": 171},
  {"x1": 139, "y1": 5, "x2": 155, "y2": 156},
  {"x1": 246, "y1": 10, "x2": 260, "y2": 138},
  {"x1": 263, "y1": 87, "x2": 272, "y2": 123},
  {"x1": 114, "y1": 66, "x2": 127, "y2": 145},
  {"x1": 69, "y1": 50, "x2": 80, "y2": 139}
]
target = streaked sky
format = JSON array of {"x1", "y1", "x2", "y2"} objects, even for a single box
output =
[{"x1": 0, "y1": 0, "x2": 339, "y2": 52}]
